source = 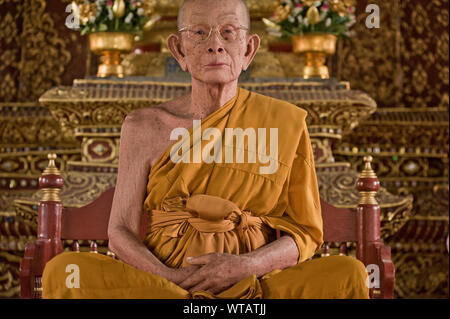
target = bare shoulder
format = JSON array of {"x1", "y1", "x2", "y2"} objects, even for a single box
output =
[
  {"x1": 121, "y1": 95, "x2": 191, "y2": 166},
  {"x1": 125, "y1": 94, "x2": 190, "y2": 129}
]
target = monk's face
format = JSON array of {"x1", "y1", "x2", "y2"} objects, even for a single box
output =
[{"x1": 168, "y1": 0, "x2": 260, "y2": 84}]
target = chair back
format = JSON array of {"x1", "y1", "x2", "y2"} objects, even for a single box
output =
[
  {"x1": 320, "y1": 198, "x2": 357, "y2": 242},
  {"x1": 61, "y1": 187, "x2": 148, "y2": 241},
  {"x1": 60, "y1": 188, "x2": 357, "y2": 244}
]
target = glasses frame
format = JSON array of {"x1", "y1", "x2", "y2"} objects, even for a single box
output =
[{"x1": 178, "y1": 23, "x2": 249, "y2": 43}]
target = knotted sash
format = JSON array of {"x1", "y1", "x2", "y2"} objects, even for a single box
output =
[{"x1": 148, "y1": 194, "x2": 264, "y2": 254}]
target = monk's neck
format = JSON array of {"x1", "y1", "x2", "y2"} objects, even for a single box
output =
[{"x1": 188, "y1": 80, "x2": 238, "y2": 119}]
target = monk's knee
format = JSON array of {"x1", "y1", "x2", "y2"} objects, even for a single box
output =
[
  {"x1": 43, "y1": 252, "x2": 79, "y2": 283},
  {"x1": 326, "y1": 256, "x2": 369, "y2": 298},
  {"x1": 42, "y1": 251, "x2": 109, "y2": 298},
  {"x1": 42, "y1": 252, "x2": 81, "y2": 298}
]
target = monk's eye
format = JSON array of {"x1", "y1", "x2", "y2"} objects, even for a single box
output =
[
  {"x1": 220, "y1": 25, "x2": 238, "y2": 40},
  {"x1": 190, "y1": 25, "x2": 209, "y2": 37}
]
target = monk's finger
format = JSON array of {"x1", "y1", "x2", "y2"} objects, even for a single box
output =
[
  {"x1": 186, "y1": 253, "x2": 217, "y2": 265},
  {"x1": 189, "y1": 280, "x2": 212, "y2": 293},
  {"x1": 179, "y1": 271, "x2": 206, "y2": 290}
]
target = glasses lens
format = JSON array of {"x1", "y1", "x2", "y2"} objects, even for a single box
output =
[
  {"x1": 187, "y1": 24, "x2": 210, "y2": 42},
  {"x1": 219, "y1": 24, "x2": 239, "y2": 41}
]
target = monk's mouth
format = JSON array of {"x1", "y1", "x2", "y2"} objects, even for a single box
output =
[{"x1": 204, "y1": 63, "x2": 228, "y2": 67}]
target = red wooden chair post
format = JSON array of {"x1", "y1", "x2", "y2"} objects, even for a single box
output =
[
  {"x1": 356, "y1": 156, "x2": 395, "y2": 299},
  {"x1": 20, "y1": 153, "x2": 64, "y2": 298}
]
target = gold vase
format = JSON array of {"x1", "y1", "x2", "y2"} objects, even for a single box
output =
[
  {"x1": 89, "y1": 32, "x2": 135, "y2": 78},
  {"x1": 291, "y1": 33, "x2": 337, "y2": 79}
]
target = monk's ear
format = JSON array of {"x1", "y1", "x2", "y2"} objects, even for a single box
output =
[
  {"x1": 167, "y1": 34, "x2": 188, "y2": 72},
  {"x1": 242, "y1": 33, "x2": 260, "y2": 71}
]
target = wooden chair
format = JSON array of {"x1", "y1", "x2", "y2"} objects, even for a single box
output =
[{"x1": 20, "y1": 154, "x2": 394, "y2": 299}]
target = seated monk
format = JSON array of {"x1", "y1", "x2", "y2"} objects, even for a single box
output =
[{"x1": 42, "y1": 0, "x2": 369, "y2": 299}]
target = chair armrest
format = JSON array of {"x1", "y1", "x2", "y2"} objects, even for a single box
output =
[
  {"x1": 20, "y1": 242, "x2": 37, "y2": 299},
  {"x1": 376, "y1": 243, "x2": 395, "y2": 299}
]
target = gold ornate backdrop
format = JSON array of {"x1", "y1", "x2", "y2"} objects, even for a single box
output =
[{"x1": 0, "y1": 0, "x2": 448, "y2": 298}]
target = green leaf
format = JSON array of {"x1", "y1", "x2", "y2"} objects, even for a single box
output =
[{"x1": 80, "y1": 26, "x2": 90, "y2": 36}]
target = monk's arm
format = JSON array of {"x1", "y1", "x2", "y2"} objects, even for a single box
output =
[
  {"x1": 108, "y1": 113, "x2": 198, "y2": 283},
  {"x1": 107, "y1": 113, "x2": 169, "y2": 277},
  {"x1": 243, "y1": 235, "x2": 299, "y2": 277}
]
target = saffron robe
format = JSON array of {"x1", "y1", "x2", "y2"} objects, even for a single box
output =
[{"x1": 42, "y1": 87, "x2": 369, "y2": 299}]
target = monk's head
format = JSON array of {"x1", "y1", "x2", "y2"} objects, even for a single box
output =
[{"x1": 167, "y1": 0, "x2": 260, "y2": 84}]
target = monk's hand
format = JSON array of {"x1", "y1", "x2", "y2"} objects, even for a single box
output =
[
  {"x1": 179, "y1": 252, "x2": 253, "y2": 295},
  {"x1": 165, "y1": 265, "x2": 201, "y2": 286}
]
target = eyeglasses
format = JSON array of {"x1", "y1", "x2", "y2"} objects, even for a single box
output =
[{"x1": 178, "y1": 23, "x2": 249, "y2": 43}]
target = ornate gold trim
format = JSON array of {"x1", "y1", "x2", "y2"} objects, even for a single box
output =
[
  {"x1": 74, "y1": 132, "x2": 121, "y2": 138},
  {"x1": 42, "y1": 154, "x2": 60, "y2": 176},
  {"x1": 82, "y1": 138, "x2": 117, "y2": 163},
  {"x1": 66, "y1": 161, "x2": 118, "y2": 168},
  {"x1": 359, "y1": 191, "x2": 379, "y2": 205},
  {"x1": 309, "y1": 132, "x2": 342, "y2": 139},
  {"x1": 0, "y1": 212, "x2": 16, "y2": 217},
  {"x1": 315, "y1": 162, "x2": 351, "y2": 168},
  {"x1": 0, "y1": 252, "x2": 22, "y2": 263},
  {"x1": 41, "y1": 188, "x2": 61, "y2": 202},
  {"x1": 411, "y1": 216, "x2": 449, "y2": 222},
  {"x1": 359, "y1": 156, "x2": 377, "y2": 178}
]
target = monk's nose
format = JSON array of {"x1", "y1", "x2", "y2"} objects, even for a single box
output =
[{"x1": 207, "y1": 32, "x2": 224, "y2": 53}]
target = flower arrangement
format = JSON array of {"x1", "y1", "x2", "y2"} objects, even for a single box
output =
[
  {"x1": 263, "y1": 0, "x2": 356, "y2": 39},
  {"x1": 71, "y1": 0, "x2": 160, "y2": 39}
]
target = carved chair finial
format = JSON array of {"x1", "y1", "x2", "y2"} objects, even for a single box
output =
[
  {"x1": 357, "y1": 155, "x2": 380, "y2": 205},
  {"x1": 42, "y1": 153, "x2": 60, "y2": 176},
  {"x1": 39, "y1": 153, "x2": 63, "y2": 202},
  {"x1": 360, "y1": 155, "x2": 377, "y2": 179}
]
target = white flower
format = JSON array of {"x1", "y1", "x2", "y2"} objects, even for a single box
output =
[
  {"x1": 313, "y1": 1, "x2": 322, "y2": 7},
  {"x1": 297, "y1": 15, "x2": 303, "y2": 23},
  {"x1": 107, "y1": 7, "x2": 113, "y2": 20},
  {"x1": 267, "y1": 27, "x2": 280, "y2": 33},
  {"x1": 319, "y1": 12, "x2": 326, "y2": 21},
  {"x1": 268, "y1": 31, "x2": 283, "y2": 37},
  {"x1": 303, "y1": 18, "x2": 309, "y2": 26},
  {"x1": 137, "y1": 8, "x2": 144, "y2": 16},
  {"x1": 288, "y1": 16, "x2": 295, "y2": 23},
  {"x1": 124, "y1": 12, "x2": 133, "y2": 24},
  {"x1": 89, "y1": 15, "x2": 96, "y2": 23},
  {"x1": 346, "y1": 15, "x2": 356, "y2": 27},
  {"x1": 325, "y1": 17, "x2": 331, "y2": 26},
  {"x1": 292, "y1": 7, "x2": 302, "y2": 15},
  {"x1": 346, "y1": 19, "x2": 356, "y2": 27},
  {"x1": 345, "y1": 30, "x2": 356, "y2": 37}
]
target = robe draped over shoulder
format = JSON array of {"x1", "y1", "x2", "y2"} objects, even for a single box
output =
[{"x1": 143, "y1": 87, "x2": 324, "y2": 268}]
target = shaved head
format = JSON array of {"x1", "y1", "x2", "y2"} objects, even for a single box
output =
[
  {"x1": 177, "y1": 0, "x2": 251, "y2": 30},
  {"x1": 167, "y1": 0, "x2": 260, "y2": 85}
]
